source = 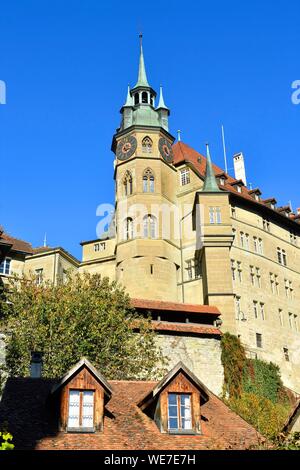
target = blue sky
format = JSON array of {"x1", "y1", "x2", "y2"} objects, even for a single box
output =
[{"x1": 1, "y1": 0, "x2": 299, "y2": 259}]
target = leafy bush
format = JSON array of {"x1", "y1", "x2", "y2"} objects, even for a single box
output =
[
  {"x1": 228, "y1": 392, "x2": 290, "y2": 439},
  {"x1": 0, "y1": 432, "x2": 14, "y2": 450},
  {"x1": 242, "y1": 359, "x2": 288, "y2": 404}
]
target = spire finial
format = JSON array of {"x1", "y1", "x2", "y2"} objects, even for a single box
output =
[
  {"x1": 133, "y1": 33, "x2": 150, "y2": 89},
  {"x1": 124, "y1": 84, "x2": 133, "y2": 107},
  {"x1": 157, "y1": 85, "x2": 169, "y2": 110},
  {"x1": 202, "y1": 143, "x2": 221, "y2": 192},
  {"x1": 177, "y1": 130, "x2": 181, "y2": 141},
  {"x1": 43, "y1": 233, "x2": 47, "y2": 247}
]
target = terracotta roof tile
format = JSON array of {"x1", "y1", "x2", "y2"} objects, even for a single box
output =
[
  {"x1": 0, "y1": 232, "x2": 33, "y2": 254},
  {"x1": 172, "y1": 142, "x2": 299, "y2": 224},
  {"x1": 131, "y1": 298, "x2": 220, "y2": 316},
  {"x1": 151, "y1": 321, "x2": 221, "y2": 336},
  {"x1": 0, "y1": 377, "x2": 263, "y2": 450}
]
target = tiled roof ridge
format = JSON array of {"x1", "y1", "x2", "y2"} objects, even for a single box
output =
[{"x1": 172, "y1": 141, "x2": 299, "y2": 223}]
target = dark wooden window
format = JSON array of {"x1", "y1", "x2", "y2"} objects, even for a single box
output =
[
  {"x1": 256, "y1": 333, "x2": 263, "y2": 349},
  {"x1": 68, "y1": 390, "x2": 95, "y2": 431},
  {"x1": 167, "y1": 393, "x2": 192, "y2": 431}
]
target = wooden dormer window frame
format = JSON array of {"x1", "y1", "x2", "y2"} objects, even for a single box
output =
[
  {"x1": 67, "y1": 389, "x2": 95, "y2": 433},
  {"x1": 167, "y1": 393, "x2": 192, "y2": 433}
]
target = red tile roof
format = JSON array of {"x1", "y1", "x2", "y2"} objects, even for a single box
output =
[
  {"x1": 131, "y1": 298, "x2": 220, "y2": 316},
  {"x1": 0, "y1": 377, "x2": 263, "y2": 450},
  {"x1": 151, "y1": 321, "x2": 221, "y2": 336},
  {"x1": 172, "y1": 141, "x2": 299, "y2": 224},
  {"x1": 0, "y1": 232, "x2": 33, "y2": 254}
]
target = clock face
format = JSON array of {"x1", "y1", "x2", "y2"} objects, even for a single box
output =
[
  {"x1": 158, "y1": 138, "x2": 174, "y2": 163},
  {"x1": 116, "y1": 135, "x2": 137, "y2": 161}
]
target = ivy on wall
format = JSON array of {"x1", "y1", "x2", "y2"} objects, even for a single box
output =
[
  {"x1": 220, "y1": 332, "x2": 246, "y2": 398},
  {"x1": 221, "y1": 333, "x2": 291, "y2": 439}
]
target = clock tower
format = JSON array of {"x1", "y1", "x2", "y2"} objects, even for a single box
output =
[{"x1": 111, "y1": 36, "x2": 180, "y2": 301}]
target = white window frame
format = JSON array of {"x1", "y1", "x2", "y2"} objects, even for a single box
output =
[
  {"x1": 0, "y1": 257, "x2": 11, "y2": 275},
  {"x1": 180, "y1": 168, "x2": 190, "y2": 186}
]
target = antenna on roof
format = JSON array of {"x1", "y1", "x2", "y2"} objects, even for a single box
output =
[
  {"x1": 221, "y1": 125, "x2": 228, "y2": 175},
  {"x1": 43, "y1": 233, "x2": 47, "y2": 248},
  {"x1": 177, "y1": 130, "x2": 181, "y2": 142}
]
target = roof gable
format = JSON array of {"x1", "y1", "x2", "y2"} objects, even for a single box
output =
[
  {"x1": 51, "y1": 357, "x2": 112, "y2": 397},
  {"x1": 139, "y1": 362, "x2": 209, "y2": 410}
]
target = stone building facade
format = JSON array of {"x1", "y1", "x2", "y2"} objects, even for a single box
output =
[{"x1": 1, "y1": 39, "x2": 300, "y2": 394}]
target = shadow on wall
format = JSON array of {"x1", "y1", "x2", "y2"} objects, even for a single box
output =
[{"x1": 0, "y1": 377, "x2": 59, "y2": 450}]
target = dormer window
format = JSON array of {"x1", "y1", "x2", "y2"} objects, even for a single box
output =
[
  {"x1": 68, "y1": 390, "x2": 95, "y2": 432},
  {"x1": 51, "y1": 358, "x2": 112, "y2": 434},
  {"x1": 249, "y1": 188, "x2": 262, "y2": 202},
  {"x1": 168, "y1": 393, "x2": 192, "y2": 432}
]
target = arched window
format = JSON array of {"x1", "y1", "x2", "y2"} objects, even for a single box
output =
[
  {"x1": 143, "y1": 215, "x2": 157, "y2": 239},
  {"x1": 123, "y1": 171, "x2": 133, "y2": 196},
  {"x1": 143, "y1": 168, "x2": 155, "y2": 193},
  {"x1": 124, "y1": 218, "x2": 133, "y2": 241},
  {"x1": 142, "y1": 136, "x2": 153, "y2": 154},
  {"x1": 142, "y1": 92, "x2": 148, "y2": 104},
  {"x1": 134, "y1": 93, "x2": 139, "y2": 105}
]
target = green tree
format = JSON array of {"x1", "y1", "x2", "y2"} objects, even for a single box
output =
[
  {"x1": 0, "y1": 273, "x2": 167, "y2": 380},
  {"x1": 0, "y1": 432, "x2": 14, "y2": 451}
]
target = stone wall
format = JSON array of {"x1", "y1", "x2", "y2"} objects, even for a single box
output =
[{"x1": 155, "y1": 334, "x2": 224, "y2": 396}]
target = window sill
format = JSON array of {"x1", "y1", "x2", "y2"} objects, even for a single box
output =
[
  {"x1": 67, "y1": 427, "x2": 95, "y2": 434},
  {"x1": 168, "y1": 429, "x2": 197, "y2": 436}
]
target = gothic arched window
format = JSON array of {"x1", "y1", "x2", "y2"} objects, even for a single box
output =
[
  {"x1": 124, "y1": 217, "x2": 134, "y2": 241},
  {"x1": 134, "y1": 93, "x2": 139, "y2": 105},
  {"x1": 142, "y1": 136, "x2": 153, "y2": 154},
  {"x1": 123, "y1": 171, "x2": 133, "y2": 196},
  {"x1": 143, "y1": 214, "x2": 157, "y2": 239},
  {"x1": 143, "y1": 168, "x2": 154, "y2": 193}
]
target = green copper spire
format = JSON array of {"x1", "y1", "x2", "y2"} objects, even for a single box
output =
[
  {"x1": 157, "y1": 85, "x2": 169, "y2": 110},
  {"x1": 133, "y1": 34, "x2": 150, "y2": 88},
  {"x1": 124, "y1": 85, "x2": 133, "y2": 107},
  {"x1": 202, "y1": 144, "x2": 221, "y2": 192}
]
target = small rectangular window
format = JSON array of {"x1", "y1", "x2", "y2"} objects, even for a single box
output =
[
  {"x1": 256, "y1": 333, "x2": 263, "y2": 349},
  {"x1": 35, "y1": 268, "x2": 43, "y2": 286},
  {"x1": 168, "y1": 393, "x2": 192, "y2": 431},
  {"x1": 279, "y1": 309, "x2": 283, "y2": 327},
  {"x1": 0, "y1": 257, "x2": 11, "y2": 275},
  {"x1": 209, "y1": 207, "x2": 221, "y2": 224},
  {"x1": 180, "y1": 168, "x2": 190, "y2": 186},
  {"x1": 253, "y1": 301, "x2": 258, "y2": 319},
  {"x1": 68, "y1": 390, "x2": 95, "y2": 431},
  {"x1": 283, "y1": 348, "x2": 290, "y2": 362}
]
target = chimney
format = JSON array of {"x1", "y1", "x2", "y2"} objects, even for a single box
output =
[
  {"x1": 30, "y1": 352, "x2": 43, "y2": 378},
  {"x1": 233, "y1": 152, "x2": 247, "y2": 187}
]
